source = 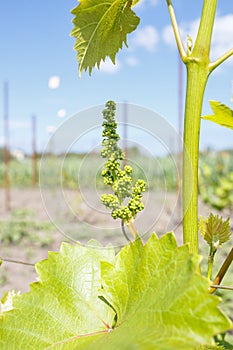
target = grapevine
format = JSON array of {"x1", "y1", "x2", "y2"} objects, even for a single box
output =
[{"x1": 100, "y1": 100, "x2": 146, "y2": 238}]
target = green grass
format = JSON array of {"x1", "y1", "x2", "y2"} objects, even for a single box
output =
[
  {"x1": 0, "y1": 152, "x2": 179, "y2": 191},
  {"x1": 0, "y1": 209, "x2": 54, "y2": 246},
  {"x1": 2, "y1": 150, "x2": 233, "y2": 199}
]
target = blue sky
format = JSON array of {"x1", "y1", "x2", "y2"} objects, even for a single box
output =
[{"x1": 0, "y1": 0, "x2": 232, "y2": 154}]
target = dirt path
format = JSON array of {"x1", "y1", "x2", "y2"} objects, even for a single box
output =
[{"x1": 0, "y1": 188, "x2": 232, "y2": 294}]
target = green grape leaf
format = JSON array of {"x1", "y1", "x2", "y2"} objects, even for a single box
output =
[
  {"x1": 202, "y1": 101, "x2": 233, "y2": 130},
  {"x1": 199, "y1": 214, "x2": 231, "y2": 246},
  {"x1": 0, "y1": 240, "x2": 116, "y2": 349},
  {"x1": 71, "y1": 0, "x2": 140, "y2": 76},
  {"x1": 132, "y1": 0, "x2": 141, "y2": 5},
  {"x1": 0, "y1": 234, "x2": 232, "y2": 349}
]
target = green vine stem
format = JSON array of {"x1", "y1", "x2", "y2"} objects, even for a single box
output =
[
  {"x1": 182, "y1": 66, "x2": 208, "y2": 254},
  {"x1": 126, "y1": 219, "x2": 138, "y2": 240},
  {"x1": 183, "y1": 0, "x2": 219, "y2": 254},
  {"x1": 168, "y1": 0, "x2": 218, "y2": 254},
  {"x1": 207, "y1": 257, "x2": 213, "y2": 281},
  {"x1": 207, "y1": 249, "x2": 216, "y2": 280}
]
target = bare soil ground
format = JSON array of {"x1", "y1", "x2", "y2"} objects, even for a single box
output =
[{"x1": 0, "y1": 187, "x2": 232, "y2": 296}]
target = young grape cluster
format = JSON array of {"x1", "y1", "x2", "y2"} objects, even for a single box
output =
[{"x1": 100, "y1": 100, "x2": 146, "y2": 222}]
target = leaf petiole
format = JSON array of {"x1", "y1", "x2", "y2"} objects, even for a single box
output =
[
  {"x1": 207, "y1": 242, "x2": 219, "y2": 280},
  {"x1": 121, "y1": 220, "x2": 131, "y2": 241},
  {"x1": 209, "y1": 47, "x2": 233, "y2": 73},
  {"x1": 166, "y1": 0, "x2": 187, "y2": 61}
]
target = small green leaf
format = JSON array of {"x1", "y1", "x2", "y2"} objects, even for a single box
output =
[
  {"x1": 199, "y1": 213, "x2": 231, "y2": 246},
  {"x1": 71, "y1": 0, "x2": 140, "y2": 75},
  {"x1": 216, "y1": 339, "x2": 233, "y2": 350},
  {"x1": 215, "y1": 334, "x2": 233, "y2": 349},
  {"x1": 202, "y1": 101, "x2": 233, "y2": 130}
]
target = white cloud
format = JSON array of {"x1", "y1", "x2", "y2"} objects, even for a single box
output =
[
  {"x1": 231, "y1": 80, "x2": 233, "y2": 98},
  {"x1": 57, "y1": 109, "x2": 67, "y2": 118},
  {"x1": 163, "y1": 14, "x2": 233, "y2": 64},
  {"x1": 98, "y1": 57, "x2": 121, "y2": 73},
  {"x1": 125, "y1": 56, "x2": 139, "y2": 66},
  {"x1": 46, "y1": 125, "x2": 56, "y2": 134},
  {"x1": 48, "y1": 76, "x2": 60, "y2": 89},
  {"x1": 0, "y1": 136, "x2": 4, "y2": 146},
  {"x1": 134, "y1": 0, "x2": 159, "y2": 9},
  {"x1": 150, "y1": 0, "x2": 159, "y2": 6},
  {"x1": 162, "y1": 19, "x2": 199, "y2": 48},
  {"x1": 162, "y1": 25, "x2": 174, "y2": 47},
  {"x1": 131, "y1": 25, "x2": 159, "y2": 52},
  {"x1": 211, "y1": 14, "x2": 233, "y2": 61}
]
